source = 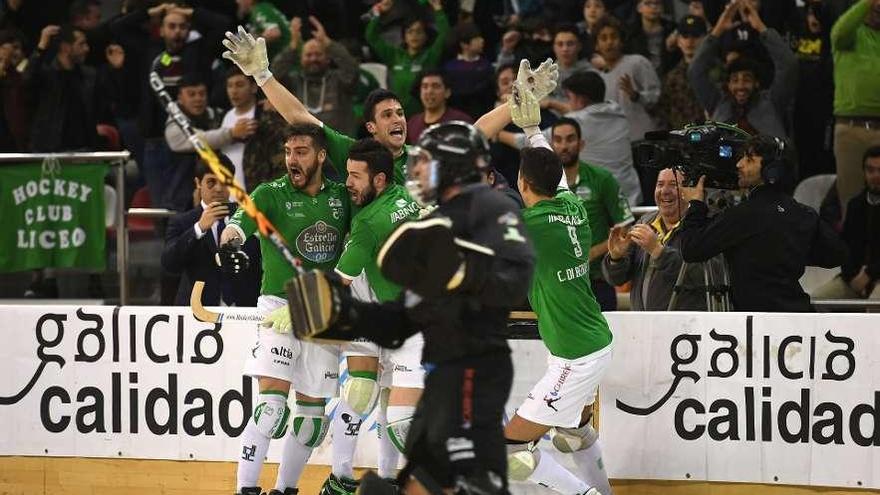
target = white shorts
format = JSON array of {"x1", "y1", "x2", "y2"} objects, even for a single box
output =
[
  {"x1": 338, "y1": 274, "x2": 382, "y2": 358},
  {"x1": 517, "y1": 344, "x2": 613, "y2": 428},
  {"x1": 340, "y1": 338, "x2": 380, "y2": 358},
  {"x1": 243, "y1": 296, "x2": 340, "y2": 398},
  {"x1": 379, "y1": 333, "x2": 426, "y2": 389}
]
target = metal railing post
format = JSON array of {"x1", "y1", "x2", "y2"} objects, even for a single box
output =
[{"x1": 115, "y1": 160, "x2": 128, "y2": 305}]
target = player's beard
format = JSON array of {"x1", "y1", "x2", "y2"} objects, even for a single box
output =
[
  {"x1": 287, "y1": 161, "x2": 319, "y2": 189},
  {"x1": 352, "y1": 183, "x2": 376, "y2": 206}
]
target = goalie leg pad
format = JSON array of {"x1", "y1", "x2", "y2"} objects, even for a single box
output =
[
  {"x1": 253, "y1": 392, "x2": 291, "y2": 440},
  {"x1": 291, "y1": 402, "x2": 329, "y2": 448},
  {"x1": 506, "y1": 440, "x2": 540, "y2": 482},
  {"x1": 552, "y1": 422, "x2": 599, "y2": 453},
  {"x1": 341, "y1": 374, "x2": 380, "y2": 416}
]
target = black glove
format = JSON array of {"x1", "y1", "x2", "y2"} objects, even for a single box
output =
[
  {"x1": 285, "y1": 269, "x2": 356, "y2": 341},
  {"x1": 378, "y1": 217, "x2": 463, "y2": 297},
  {"x1": 379, "y1": 217, "x2": 495, "y2": 297},
  {"x1": 215, "y1": 239, "x2": 250, "y2": 274}
]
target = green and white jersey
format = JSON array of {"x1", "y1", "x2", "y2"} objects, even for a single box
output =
[
  {"x1": 323, "y1": 124, "x2": 408, "y2": 185},
  {"x1": 248, "y1": 2, "x2": 290, "y2": 61},
  {"x1": 229, "y1": 175, "x2": 351, "y2": 297},
  {"x1": 335, "y1": 184, "x2": 420, "y2": 302},
  {"x1": 570, "y1": 161, "x2": 634, "y2": 279},
  {"x1": 522, "y1": 187, "x2": 613, "y2": 359}
]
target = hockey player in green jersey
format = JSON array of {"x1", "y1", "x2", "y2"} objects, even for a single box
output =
[
  {"x1": 217, "y1": 123, "x2": 351, "y2": 495},
  {"x1": 319, "y1": 138, "x2": 424, "y2": 495},
  {"x1": 504, "y1": 82, "x2": 613, "y2": 495}
]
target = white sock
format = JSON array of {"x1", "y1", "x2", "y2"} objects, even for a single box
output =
[
  {"x1": 570, "y1": 441, "x2": 612, "y2": 495},
  {"x1": 274, "y1": 402, "x2": 325, "y2": 491},
  {"x1": 529, "y1": 448, "x2": 590, "y2": 494},
  {"x1": 236, "y1": 392, "x2": 287, "y2": 491},
  {"x1": 331, "y1": 399, "x2": 362, "y2": 479},
  {"x1": 376, "y1": 402, "x2": 400, "y2": 478}
]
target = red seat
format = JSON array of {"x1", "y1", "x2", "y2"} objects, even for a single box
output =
[
  {"x1": 128, "y1": 186, "x2": 156, "y2": 239},
  {"x1": 96, "y1": 124, "x2": 122, "y2": 151}
]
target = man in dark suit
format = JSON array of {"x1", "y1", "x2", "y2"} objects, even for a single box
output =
[{"x1": 161, "y1": 154, "x2": 260, "y2": 306}]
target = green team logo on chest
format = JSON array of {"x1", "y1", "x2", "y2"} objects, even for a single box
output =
[{"x1": 296, "y1": 220, "x2": 342, "y2": 263}]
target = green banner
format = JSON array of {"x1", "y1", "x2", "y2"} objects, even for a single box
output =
[{"x1": 0, "y1": 162, "x2": 108, "y2": 272}]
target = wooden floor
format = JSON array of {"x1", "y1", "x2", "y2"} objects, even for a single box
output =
[{"x1": 0, "y1": 457, "x2": 872, "y2": 495}]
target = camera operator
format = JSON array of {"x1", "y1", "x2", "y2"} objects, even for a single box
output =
[{"x1": 677, "y1": 135, "x2": 848, "y2": 312}]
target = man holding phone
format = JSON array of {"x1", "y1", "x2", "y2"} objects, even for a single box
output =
[
  {"x1": 601, "y1": 168, "x2": 707, "y2": 311},
  {"x1": 160, "y1": 153, "x2": 261, "y2": 306}
]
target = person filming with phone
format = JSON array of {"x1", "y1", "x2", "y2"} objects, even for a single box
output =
[
  {"x1": 161, "y1": 154, "x2": 261, "y2": 306},
  {"x1": 677, "y1": 135, "x2": 848, "y2": 312}
]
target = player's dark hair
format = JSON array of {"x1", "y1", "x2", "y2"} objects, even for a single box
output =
[
  {"x1": 553, "y1": 23, "x2": 580, "y2": 40},
  {"x1": 69, "y1": 0, "x2": 100, "y2": 22},
  {"x1": 592, "y1": 15, "x2": 623, "y2": 45},
  {"x1": 348, "y1": 138, "x2": 394, "y2": 183},
  {"x1": 561, "y1": 70, "x2": 605, "y2": 104},
  {"x1": 726, "y1": 57, "x2": 760, "y2": 82},
  {"x1": 864, "y1": 145, "x2": 880, "y2": 168},
  {"x1": 417, "y1": 69, "x2": 449, "y2": 90},
  {"x1": 520, "y1": 147, "x2": 563, "y2": 198},
  {"x1": 178, "y1": 72, "x2": 207, "y2": 89},
  {"x1": 57, "y1": 24, "x2": 84, "y2": 46},
  {"x1": 284, "y1": 123, "x2": 327, "y2": 151},
  {"x1": 225, "y1": 65, "x2": 253, "y2": 83},
  {"x1": 0, "y1": 29, "x2": 24, "y2": 46},
  {"x1": 195, "y1": 152, "x2": 235, "y2": 180},
  {"x1": 363, "y1": 88, "x2": 402, "y2": 123},
  {"x1": 552, "y1": 117, "x2": 582, "y2": 141}
]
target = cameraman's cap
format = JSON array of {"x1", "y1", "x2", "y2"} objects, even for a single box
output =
[{"x1": 678, "y1": 15, "x2": 707, "y2": 37}]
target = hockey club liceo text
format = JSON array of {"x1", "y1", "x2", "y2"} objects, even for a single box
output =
[
  {"x1": 616, "y1": 317, "x2": 879, "y2": 447},
  {"x1": 1, "y1": 309, "x2": 252, "y2": 437},
  {"x1": 12, "y1": 178, "x2": 94, "y2": 249}
]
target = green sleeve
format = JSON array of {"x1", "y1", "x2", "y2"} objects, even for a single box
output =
[
  {"x1": 422, "y1": 10, "x2": 450, "y2": 67},
  {"x1": 229, "y1": 185, "x2": 270, "y2": 238},
  {"x1": 335, "y1": 219, "x2": 377, "y2": 279},
  {"x1": 323, "y1": 125, "x2": 355, "y2": 180},
  {"x1": 831, "y1": 0, "x2": 868, "y2": 51},
  {"x1": 601, "y1": 173, "x2": 635, "y2": 227},
  {"x1": 365, "y1": 16, "x2": 400, "y2": 64}
]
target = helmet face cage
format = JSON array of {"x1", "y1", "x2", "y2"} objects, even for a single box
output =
[
  {"x1": 405, "y1": 146, "x2": 440, "y2": 207},
  {"x1": 411, "y1": 121, "x2": 491, "y2": 205}
]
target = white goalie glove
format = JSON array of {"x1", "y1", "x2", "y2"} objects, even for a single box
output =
[
  {"x1": 221, "y1": 25, "x2": 273, "y2": 86},
  {"x1": 509, "y1": 80, "x2": 542, "y2": 131},
  {"x1": 515, "y1": 58, "x2": 559, "y2": 101}
]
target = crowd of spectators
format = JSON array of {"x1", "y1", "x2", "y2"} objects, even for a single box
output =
[{"x1": 1, "y1": 0, "x2": 878, "y2": 308}]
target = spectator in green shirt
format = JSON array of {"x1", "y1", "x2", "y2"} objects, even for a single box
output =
[
  {"x1": 831, "y1": 0, "x2": 880, "y2": 215},
  {"x1": 236, "y1": 0, "x2": 290, "y2": 61},
  {"x1": 365, "y1": 0, "x2": 450, "y2": 116},
  {"x1": 551, "y1": 117, "x2": 635, "y2": 310}
]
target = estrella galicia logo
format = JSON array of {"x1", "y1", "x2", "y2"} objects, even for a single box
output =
[
  {"x1": 295, "y1": 221, "x2": 340, "y2": 263},
  {"x1": 615, "y1": 316, "x2": 879, "y2": 446}
]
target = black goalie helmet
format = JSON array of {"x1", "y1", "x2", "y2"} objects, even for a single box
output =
[{"x1": 406, "y1": 121, "x2": 491, "y2": 206}]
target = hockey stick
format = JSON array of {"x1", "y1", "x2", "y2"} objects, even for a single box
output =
[
  {"x1": 149, "y1": 71, "x2": 304, "y2": 271},
  {"x1": 189, "y1": 281, "x2": 264, "y2": 323}
]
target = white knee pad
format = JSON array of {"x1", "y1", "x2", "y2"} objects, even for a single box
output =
[
  {"x1": 385, "y1": 414, "x2": 413, "y2": 454},
  {"x1": 506, "y1": 442, "x2": 540, "y2": 481},
  {"x1": 291, "y1": 404, "x2": 329, "y2": 448},
  {"x1": 253, "y1": 394, "x2": 291, "y2": 440},
  {"x1": 341, "y1": 375, "x2": 379, "y2": 416},
  {"x1": 552, "y1": 423, "x2": 599, "y2": 453}
]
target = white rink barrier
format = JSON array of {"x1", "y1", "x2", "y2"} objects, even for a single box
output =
[{"x1": 0, "y1": 306, "x2": 877, "y2": 490}]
